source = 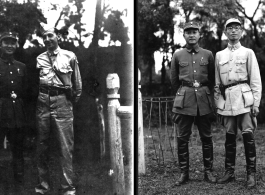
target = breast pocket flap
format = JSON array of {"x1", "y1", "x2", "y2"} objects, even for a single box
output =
[
  {"x1": 219, "y1": 60, "x2": 228, "y2": 66},
  {"x1": 179, "y1": 62, "x2": 189, "y2": 67}
]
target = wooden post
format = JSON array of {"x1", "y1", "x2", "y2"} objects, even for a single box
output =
[
  {"x1": 138, "y1": 69, "x2": 146, "y2": 174},
  {"x1": 106, "y1": 73, "x2": 125, "y2": 195}
]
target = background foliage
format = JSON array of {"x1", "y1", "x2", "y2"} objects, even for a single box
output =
[{"x1": 138, "y1": 0, "x2": 265, "y2": 123}]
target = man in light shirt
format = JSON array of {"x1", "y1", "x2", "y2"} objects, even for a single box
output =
[
  {"x1": 35, "y1": 27, "x2": 82, "y2": 195},
  {"x1": 214, "y1": 18, "x2": 262, "y2": 188}
]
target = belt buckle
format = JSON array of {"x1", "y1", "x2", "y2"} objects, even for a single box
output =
[{"x1": 193, "y1": 80, "x2": 200, "y2": 88}]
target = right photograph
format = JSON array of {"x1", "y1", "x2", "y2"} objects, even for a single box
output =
[{"x1": 138, "y1": 0, "x2": 265, "y2": 194}]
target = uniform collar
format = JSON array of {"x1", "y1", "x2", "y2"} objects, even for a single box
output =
[
  {"x1": 227, "y1": 42, "x2": 241, "y2": 51},
  {"x1": 0, "y1": 53, "x2": 14, "y2": 63},
  {"x1": 186, "y1": 44, "x2": 200, "y2": 53},
  {"x1": 47, "y1": 46, "x2": 60, "y2": 56}
]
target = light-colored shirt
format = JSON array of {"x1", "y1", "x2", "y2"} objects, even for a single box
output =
[
  {"x1": 36, "y1": 46, "x2": 82, "y2": 101},
  {"x1": 214, "y1": 42, "x2": 262, "y2": 116}
]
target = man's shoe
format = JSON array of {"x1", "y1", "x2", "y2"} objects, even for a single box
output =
[
  {"x1": 217, "y1": 172, "x2": 235, "y2": 184},
  {"x1": 204, "y1": 171, "x2": 217, "y2": 183},
  {"x1": 175, "y1": 173, "x2": 189, "y2": 186},
  {"x1": 35, "y1": 184, "x2": 50, "y2": 194},
  {"x1": 247, "y1": 173, "x2": 256, "y2": 188}
]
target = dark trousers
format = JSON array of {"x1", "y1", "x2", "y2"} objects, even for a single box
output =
[
  {"x1": 0, "y1": 127, "x2": 24, "y2": 175},
  {"x1": 174, "y1": 113, "x2": 212, "y2": 141},
  {"x1": 173, "y1": 112, "x2": 214, "y2": 174}
]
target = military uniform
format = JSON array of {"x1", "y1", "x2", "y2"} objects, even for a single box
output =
[
  {"x1": 35, "y1": 45, "x2": 82, "y2": 194},
  {"x1": 0, "y1": 32, "x2": 28, "y2": 183},
  {"x1": 170, "y1": 21, "x2": 216, "y2": 185},
  {"x1": 214, "y1": 18, "x2": 262, "y2": 187}
]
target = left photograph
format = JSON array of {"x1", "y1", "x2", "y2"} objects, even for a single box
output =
[{"x1": 0, "y1": 0, "x2": 133, "y2": 194}]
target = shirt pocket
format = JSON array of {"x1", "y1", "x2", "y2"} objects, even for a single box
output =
[
  {"x1": 200, "y1": 60, "x2": 208, "y2": 74},
  {"x1": 0, "y1": 71, "x2": 6, "y2": 84},
  {"x1": 17, "y1": 68, "x2": 24, "y2": 76},
  {"x1": 241, "y1": 85, "x2": 254, "y2": 107},
  {"x1": 0, "y1": 71, "x2": 6, "y2": 77},
  {"x1": 179, "y1": 61, "x2": 189, "y2": 76},
  {"x1": 173, "y1": 88, "x2": 186, "y2": 109},
  {"x1": 235, "y1": 58, "x2": 247, "y2": 73},
  {"x1": 219, "y1": 60, "x2": 229, "y2": 74}
]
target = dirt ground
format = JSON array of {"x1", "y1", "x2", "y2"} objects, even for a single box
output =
[
  {"x1": 0, "y1": 140, "x2": 114, "y2": 195},
  {"x1": 138, "y1": 124, "x2": 265, "y2": 195}
]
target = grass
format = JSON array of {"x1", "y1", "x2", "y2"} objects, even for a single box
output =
[{"x1": 138, "y1": 124, "x2": 265, "y2": 195}]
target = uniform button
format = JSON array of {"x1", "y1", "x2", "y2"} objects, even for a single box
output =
[
  {"x1": 11, "y1": 81, "x2": 13, "y2": 83},
  {"x1": 13, "y1": 101, "x2": 15, "y2": 103},
  {"x1": 194, "y1": 70, "x2": 196, "y2": 72},
  {"x1": 10, "y1": 72, "x2": 12, "y2": 74},
  {"x1": 178, "y1": 92, "x2": 179, "y2": 94},
  {"x1": 195, "y1": 89, "x2": 197, "y2": 92},
  {"x1": 192, "y1": 53, "x2": 195, "y2": 55},
  {"x1": 193, "y1": 61, "x2": 195, "y2": 63}
]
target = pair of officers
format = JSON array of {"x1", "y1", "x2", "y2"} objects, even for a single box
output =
[
  {"x1": 0, "y1": 27, "x2": 82, "y2": 195},
  {"x1": 171, "y1": 18, "x2": 261, "y2": 188}
]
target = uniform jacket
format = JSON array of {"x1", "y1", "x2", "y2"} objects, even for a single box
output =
[
  {"x1": 170, "y1": 44, "x2": 215, "y2": 116},
  {"x1": 214, "y1": 42, "x2": 262, "y2": 116},
  {"x1": 37, "y1": 47, "x2": 82, "y2": 102},
  {"x1": 0, "y1": 57, "x2": 28, "y2": 128}
]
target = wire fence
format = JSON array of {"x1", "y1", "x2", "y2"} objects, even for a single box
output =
[{"x1": 142, "y1": 96, "x2": 265, "y2": 173}]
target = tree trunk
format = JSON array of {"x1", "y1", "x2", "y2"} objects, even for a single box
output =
[
  {"x1": 91, "y1": 0, "x2": 102, "y2": 49},
  {"x1": 252, "y1": 22, "x2": 261, "y2": 48}
]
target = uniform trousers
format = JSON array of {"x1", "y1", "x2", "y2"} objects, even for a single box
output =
[
  {"x1": 36, "y1": 92, "x2": 75, "y2": 194},
  {"x1": 221, "y1": 112, "x2": 257, "y2": 135},
  {"x1": 174, "y1": 112, "x2": 212, "y2": 141},
  {"x1": 0, "y1": 127, "x2": 24, "y2": 175}
]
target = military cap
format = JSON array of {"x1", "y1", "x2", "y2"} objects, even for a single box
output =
[
  {"x1": 184, "y1": 21, "x2": 200, "y2": 31},
  {"x1": 0, "y1": 32, "x2": 18, "y2": 42},
  {"x1": 224, "y1": 18, "x2": 241, "y2": 29}
]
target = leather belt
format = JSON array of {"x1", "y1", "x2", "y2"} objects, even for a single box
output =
[
  {"x1": 39, "y1": 86, "x2": 65, "y2": 96},
  {"x1": 224, "y1": 80, "x2": 248, "y2": 90},
  {"x1": 182, "y1": 81, "x2": 208, "y2": 88}
]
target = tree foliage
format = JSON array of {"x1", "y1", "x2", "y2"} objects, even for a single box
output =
[
  {"x1": 138, "y1": 0, "x2": 177, "y2": 84},
  {"x1": 0, "y1": 1, "x2": 46, "y2": 48},
  {"x1": 102, "y1": 10, "x2": 129, "y2": 46}
]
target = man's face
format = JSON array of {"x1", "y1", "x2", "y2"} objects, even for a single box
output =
[
  {"x1": 0, "y1": 38, "x2": 17, "y2": 55},
  {"x1": 224, "y1": 23, "x2": 243, "y2": 42},
  {"x1": 183, "y1": 29, "x2": 200, "y2": 45},
  {"x1": 42, "y1": 31, "x2": 59, "y2": 51}
]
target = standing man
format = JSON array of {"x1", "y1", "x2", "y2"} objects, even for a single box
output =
[
  {"x1": 35, "y1": 27, "x2": 82, "y2": 195},
  {"x1": 215, "y1": 18, "x2": 261, "y2": 188},
  {"x1": 171, "y1": 21, "x2": 216, "y2": 186},
  {"x1": 0, "y1": 32, "x2": 28, "y2": 184}
]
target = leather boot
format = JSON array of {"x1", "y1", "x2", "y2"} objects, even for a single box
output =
[
  {"x1": 175, "y1": 138, "x2": 189, "y2": 186},
  {"x1": 217, "y1": 133, "x2": 236, "y2": 184},
  {"x1": 201, "y1": 137, "x2": 216, "y2": 183},
  {"x1": 243, "y1": 133, "x2": 256, "y2": 188}
]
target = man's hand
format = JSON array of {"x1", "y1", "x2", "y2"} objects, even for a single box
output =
[{"x1": 251, "y1": 106, "x2": 259, "y2": 117}]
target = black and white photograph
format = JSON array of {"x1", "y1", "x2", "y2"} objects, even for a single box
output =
[
  {"x1": 0, "y1": 0, "x2": 133, "y2": 194},
  {"x1": 138, "y1": 0, "x2": 265, "y2": 194}
]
